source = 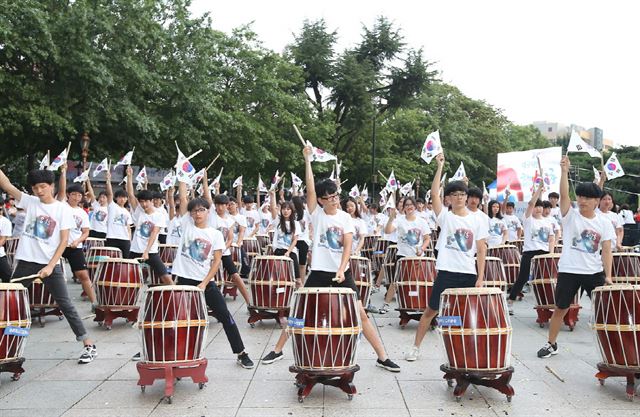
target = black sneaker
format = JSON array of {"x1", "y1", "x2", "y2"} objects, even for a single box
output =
[
  {"x1": 78, "y1": 345, "x2": 97, "y2": 364},
  {"x1": 237, "y1": 352, "x2": 255, "y2": 369},
  {"x1": 376, "y1": 358, "x2": 401, "y2": 372},
  {"x1": 131, "y1": 352, "x2": 142, "y2": 362},
  {"x1": 537, "y1": 342, "x2": 559, "y2": 358},
  {"x1": 261, "y1": 350, "x2": 283, "y2": 364}
]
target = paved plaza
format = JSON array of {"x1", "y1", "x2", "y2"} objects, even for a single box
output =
[{"x1": 1, "y1": 280, "x2": 638, "y2": 417}]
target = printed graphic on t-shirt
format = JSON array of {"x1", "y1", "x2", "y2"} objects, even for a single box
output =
[
  {"x1": 217, "y1": 226, "x2": 229, "y2": 239},
  {"x1": 445, "y1": 228, "x2": 474, "y2": 252},
  {"x1": 300, "y1": 219, "x2": 306, "y2": 232},
  {"x1": 507, "y1": 220, "x2": 519, "y2": 231},
  {"x1": 139, "y1": 221, "x2": 155, "y2": 238},
  {"x1": 25, "y1": 214, "x2": 57, "y2": 240},
  {"x1": 261, "y1": 218, "x2": 269, "y2": 228},
  {"x1": 73, "y1": 215, "x2": 83, "y2": 230},
  {"x1": 246, "y1": 217, "x2": 255, "y2": 228},
  {"x1": 182, "y1": 237, "x2": 212, "y2": 264},
  {"x1": 94, "y1": 210, "x2": 107, "y2": 222},
  {"x1": 278, "y1": 232, "x2": 292, "y2": 246},
  {"x1": 113, "y1": 213, "x2": 128, "y2": 226},
  {"x1": 171, "y1": 225, "x2": 182, "y2": 238},
  {"x1": 354, "y1": 225, "x2": 361, "y2": 242},
  {"x1": 489, "y1": 222, "x2": 504, "y2": 236},
  {"x1": 571, "y1": 229, "x2": 601, "y2": 254},
  {"x1": 531, "y1": 226, "x2": 551, "y2": 243},
  {"x1": 319, "y1": 226, "x2": 344, "y2": 250},
  {"x1": 553, "y1": 213, "x2": 561, "y2": 224},
  {"x1": 400, "y1": 228, "x2": 421, "y2": 246}
]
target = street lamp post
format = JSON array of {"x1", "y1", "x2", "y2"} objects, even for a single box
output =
[
  {"x1": 371, "y1": 113, "x2": 376, "y2": 200},
  {"x1": 80, "y1": 132, "x2": 90, "y2": 171}
]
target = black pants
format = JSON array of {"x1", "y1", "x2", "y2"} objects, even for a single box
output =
[
  {"x1": 105, "y1": 238, "x2": 131, "y2": 258},
  {"x1": 508, "y1": 249, "x2": 548, "y2": 301},
  {"x1": 89, "y1": 230, "x2": 106, "y2": 239},
  {"x1": 177, "y1": 276, "x2": 245, "y2": 354},
  {"x1": 273, "y1": 248, "x2": 301, "y2": 278},
  {"x1": 0, "y1": 256, "x2": 12, "y2": 283}
]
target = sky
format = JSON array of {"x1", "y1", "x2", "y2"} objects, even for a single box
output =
[{"x1": 190, "y1": 0, "x2": 639, "y2": 147}]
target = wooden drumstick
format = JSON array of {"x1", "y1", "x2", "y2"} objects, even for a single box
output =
[
  {"x1": 545, "y1": 365, "x2": 565, "y2": 382},
  {"x1": 332, "y1": 276, "x2": 341, "y2": 282},
  {"x1": 10, "y1": 274, "x2": 41, "y2": 283}
]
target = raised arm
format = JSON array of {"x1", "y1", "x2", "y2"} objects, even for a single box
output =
[
  {"x1": 202, "y1": 171, "x2": 212, "y2": 205},
  {"x1": 431, "y1": 153, "x2": 445, "y2": 216},
  {"x1": 0, "y1": 169, "x2": 23, "y2": 202},
  {"x1": 303, "y1": 143, "x2": 317, "y2": 213},
  {"x1": 86, "y1": 178, "x2": 97, "y2": 203},
  {"x1": 524, "y1": 183, "x2": 544, "y2": 219},
  {"x1": 104, "y1": 169, "x2": 113, "y2": 202},
  {"x1": 177, "y1": 181, "x2": 188, "y2": 217},
  {"x1": 236, "y1": 183, "x2": 242, "y2": 208},
  {"x1": 384, "y1": 208, "x2": 397, "y2": 234},
  {"x1": 269, "y1": 189, "x2": 278, "y2": 220},
  {"x1": 125, "y1": 166, "x2": 138, "y2": 210},
  {"x1": 57, "y1": 164, "x2": 67, "y2": 201},
  {"x1": 559, "y1": 155, "x2": 571, "y2": 217}
]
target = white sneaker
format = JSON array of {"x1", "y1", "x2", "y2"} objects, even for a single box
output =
[
  {"x1": 508, "y1": 303, "x2": 514, "y2": 316},
  {"x1": 404, "y1": 345, "x2": 420, "y2": 362}
]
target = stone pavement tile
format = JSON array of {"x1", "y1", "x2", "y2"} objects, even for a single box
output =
[
  {"x1": 37, "y1": 358, "x2": 128, "y2": 381},
  {"x1": 410, "y1": 408, "x2": 498, "y2": 417},
  {"x1": 0, "y1": 380, "x2": 102, "y2": 409},
  {"x1": 481, "y1": 379, "x2": 572, "y2": 414},
  {"x1": 92, "y1": 341, "x2": 142, "y2": 359},
  {"x1": 237, "y1": 408, "x2": 325, "y2": 417},
  {"x1": 93, "y1": 326, "x2": 140, "y2": 343},
  {"x1": 253, "y1": 358, "x2": 295, "y2": 381},
  {"x1": 206, "y1": 359, "x2": 257, "y2": 381},
  {"x1": 241, "y1": 379, "x2": 323, "y2": 408},
  {"x1": 396, "y1": 358, "x2": 452, "y2": 381},
  {"x1": 108, "y1": 361, "x2": 140, "y2": 381},
  {"x1": 73, "y1": 380, "x2": 163, "y2": 409},
  {"x1": 398, "y1": 380, "x2": 490, "y2": 410},
  {"x1": 165, "y1": 378, "x2": 250, "y2": 409},
  {"x1": 149, "y1": 406, "x2": 236, "y2": 417},
  {"x1": 324, "y1": 408, "x2": 411, "y2": 417},
  {"x1": 0, "y1": 408, "x2": 66, "y2": 417},
  {"x1": 62, "y1": 407, "x2": 153, "y2": 417},
  {"x1": 23, "y1": 341, "x2": 79, "y2": 360},
  {"x1": 0, "y1": 359, "x2": 61, "y2": 398}
]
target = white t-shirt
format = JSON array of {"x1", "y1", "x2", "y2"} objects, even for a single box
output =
[
  {"x1": 619, "y1": 209, "x2": 635, "y2": 225},
  {"x1": 597, "y1": 209, "x2": 623, "y2": 248},
  {"x1": 167, "y1": 216, "x2": 183, "y2": 246},
  {"x1": 90, "y1": 201, "x2": 108, "y2": 234},
  {"x1": 351, "y1": 217, "x2": 368, "y2": 255},
  {"x1": 487, "y1": 217, "x2": 507, "y2": 248},
  {"x1": 0, "y1": 216, "x2": 12, "y2": 257},
  {"x1": 172, "y1": 215, "x2": 226, "y2": 281},
  {"x1": 258, "y1": 209, "x2": 272, "y2": 234},
  {"x1": 297, "y1": 209, "x2": 312, "y2": 245},
  {"x1": 381, "y1": 212, "x2": 397, "y2": 242},
  {"x1": 310, "y1": 208, "x2": 355, "y2": 273},
  {"x1": 523, "y1": 216, "x2": 555, "y2": 252},
  {"x1": 418, "y1": 209, "x2": 437, "y2": 230},
  {"x1": 230, "y1": 213, "x2": 247, "y2": 243},
  {"x1": 558, "y1": 209, "x2": 615, "y2": 274},
  {"x1": 550, "y1": 206, "x2": 562, "y2": 227},
  {"x1": 208, "y1": 213, "x2": 235, "y2": 256},
  {"x1": 503, "y1": 214, "x2": 523, "y2": 242},
  {"x1": 435, "y1": 209, "x2": 489, "y2": 275},
  {"x1": 131, "y1": 208, "x2": 166, "y2": 254},
  {"x1": 15, "y1": 194, "x2": 75, "y2": 265},
  {"x1": 12, "y1": 212, "x2": 26, "y2": 237},
  {"x1": 155, "y1": 206, "x2": 170, "y2": 236},
  {"x1": 394, "y1": 216, "x2": 431, "y2": 257},
  {"x1": 68, "y1": 205, "x2": 90, "y2": 248},
  {"x1": 544, "y1": 215, "x2": 561, "y2": 236},
  {"x1": 271, "y1": 219, "x2": 301, "y2": 253},
  {"x1": 106, "y1": 201, "x2": 133, "y2": 240},
  {"x1": 243, "y1": 209, "x2": 260, "y2": 236}
]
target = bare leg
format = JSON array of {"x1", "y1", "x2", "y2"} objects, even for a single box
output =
[
  {"x1": 413, "y1": 307, "x2": 438, "y2": 348},
  {"x1": 359, "y1": 302, "x2": 388, "y2": 360},
  {"x1": 384, "y1": 283, "x2": 396, "y2": 304},
  {"x1": 272, "y1": 325, "x2": 289, "y2": 354},
  {"x1": 232, "y1": 273, "x2": 251, "y2": 305},
  {"x1": 298, "y1": 265, "x2": 306, "y2": 284},
  {"x1": 374, "y1": 265, "x2": 384, "y2": 287},
  {"x1": 76, "y1": 270, "x2": 96, "y2": 304},
  {"x1": 547, "y1": 307, "x2": 569, "y2": 344}
]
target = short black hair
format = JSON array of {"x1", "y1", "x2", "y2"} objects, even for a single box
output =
[
  {"x1": 137, "y1": 190, "x2": 154, "y2": 201},
  {"x1": 548, "y1": 192, "x2": 560, "y2": 199},
  {"x1": 575, "y1": 182, "x2": 602, "y2": 199},
  {"x1": 27, "y1": 170, "x2": 55, "y2": 187},
  {"x1": 187, "y1": 198, "x2": 210, "y2": 212},
  {"x1": 114, "y1": 189, "x2": 128, "y2": 199},
  {"x1": 416, "y1": 198, "x2": 425, "y2": 204},
  {"x1": 152, "y1": 191, "x2": 163, "y2": 200},
  {"x1": 98, "y1": 191, "x2": 107, "y2": 199},
  {"x1": 542, "y1": 200, "x2": 552, "y2": 209},
  {"x1": 315, "y1": 178, "x2": 338, "y2": 198},
  {"x1": 534, "y1": 199, "x2": 544, "y2": 208},
  {"x1": 443, "y1": 181, "x2": 468, "y2": 197},
  {"x1": 506, "y1": 202, "x2": 515, "y2": 208},
  {"x1": 242, "y1": 195, "x2": 254, "y2": 204},
  {"x1": 67, "y1": 184, "x2": 84, "y2": 195},
  {"x1": 229, "y1": 196, "x2": 237, "y2": 203},
  {"x1": 214, "y1": 194, "x2": 229, "y2": 205},
  {"x1": 467, "y1": 187, "x2": 483, "y2": 200}
]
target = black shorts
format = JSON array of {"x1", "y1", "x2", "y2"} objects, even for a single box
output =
[
  {"x1": 222, "y1": 254, "x2": 238, "y2": 275},
  {"x1": 0, "y1": 256, "x2": 12, "y2": 283},
  {"x1": 158, "y1": 234, "x2": 167, "y2": 244},
  {"x1": 555, "y1": 271, "x2": 604, "y2": 309},
  {"x1": 428, "y1": 270, "x2": 477, "y2": 311},
  {"x1": 129, "y1": 251, "x2": 167, "y2": 278},
  {"x1": 89, "y1": 230, "x2": 107, "y2": 239},
  {"x1": 105, "y1": 238, "x2": 131, "y2": 259},
  {"x1": 296, "y1": 241, "x2": 309, "y2": 265},
  {"x1": 304, "y1": 269, "x2": 358, "y2": 298},
  {"x1": 62, "y1": 247, "x2": 88, "y2": 272}
]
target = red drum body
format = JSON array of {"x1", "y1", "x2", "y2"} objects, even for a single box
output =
[
  {"x1": 82, "y1": 237, "x2": 105, "y2": 256},
  {"x1": 255, "y1": 235, "x2": 270, "y2": 253},
  {"x1": 349, "y1": 256, "x2": 373, "y2": 306},
  {"x1": 382, "y1": 245, "x2": 398, "y2": 284},
  {"x1": 242, "y1": 238, "x2": 261, "y2": 260},
  {"x1": 592, "y1": 284, "x2": 640, "y2": 368},
  {"x1": 94, "y1": 259, "x2": 143, "y2": 307},
  {"x1": 86, "y1": 246, "x2": 123, "y2": 276},
  {"x1": 371, "y1": 238, "x2": 391, "y2": 272},
  {"x1": 5, "y1": 237, "x2": 19, "y2": 268},
  {"x1": 139, "y1": 285, "x2": 208, "y2": 363},
  {"x1": 487, "y1": 245, "x2": 520, "y2": 285},
  {"x1": 480, "y1": 256, "x2": 508, "y2": 292},
  {"x1": 288, "y1": 288, "x2": 361, "y2": 370},
  {"x1": 439, "y1": 287, "x2": 511, "y2": 371},
  {"x1": 249, "y1": 256, "x2": 296, "y2": 309},
  {"x1": 530, "y1": 254, "x2": 578, "y2": 307},
  {"x1": 158, "y1": 244, "x2": 178, "y2": 266},
  {"x1": 28, "y1": 278, "x2": 57, "y2": 308},
  {"x1": 229, "y1": 244, "x2": 242, "y2": 266},
  {"x1": 511, "y1": 239, "x2": 524, "y2": 254},
  {"x1": 612, "y1": 254, "x2": 640, "y2": 283},
  {"x1": 394, "y1": 257, "x2": 436, "y2": 311},
  {"x1": 361, "y1": 235, "x2": 379, "y2": 263},
  {"x1": 0, "y1": 283, "x2": 31, "y2": 362}
]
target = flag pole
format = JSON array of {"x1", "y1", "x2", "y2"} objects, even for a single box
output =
[
  {"x1": 292, "y1": 124, "x2": 306, "y2": 147},
  {"x1": 206, "y1": 153, "x2": 220, "y2": 171},
  {"x1": 377, "y1": 170, "x2": 388, "y2": 182}
]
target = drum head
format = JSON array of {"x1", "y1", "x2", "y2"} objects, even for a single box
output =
[
  {"x1": 0, "y1": 283, "x2": 27, "y2": 290},
  {"x1": 442, "y1": 287, "x2": 502, "y2": 296},
  {"x1": 144, "y1": 284, "x2": 203, "y2": 293},
  {"x1": 295, "y1": 287, "x2": 355, "y2": 295}
]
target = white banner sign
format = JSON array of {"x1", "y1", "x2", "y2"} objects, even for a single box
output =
[{"x1": 497, "y1": 147, "x2": 561, "y2": 202}]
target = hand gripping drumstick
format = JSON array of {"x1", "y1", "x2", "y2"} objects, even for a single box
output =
[{"x1": 10, "y1": 274, "x2": 42, "y2": 283}]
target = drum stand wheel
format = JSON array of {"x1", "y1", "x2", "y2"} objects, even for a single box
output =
[
  {"x1": 94, "y1": 306, "x2": 139, "y2": 330},
  {"x1": 595, "y1": 362, "x2": 639, "y2": 401},
  {"x1": 136, "y1": 358, "x2": 208, "y2": 403},
  {"x1": 247, "y1": 307, "x2": 289, "y2": 327},
  {"x1": 534, "y1": 305, "x2": 580, "y2": 330},
  {"x1": 0, "y1": 357, "x2": 25, "y2": 382},
  {"x1": 31, "y1": 307, "x2": 64, "y2": 328},
  {"x1": 396, "y1": 309, "x2": 437, "y2": 329},
  {"x1": 289, "y1": 365, "x2": 360, "y2": 402},
  {"x1": 440, "y1": 364, "x2": 515, "y2": 402},
  {"x1": 222, "y1": 283, "x2": 238, "y2": 300}
]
